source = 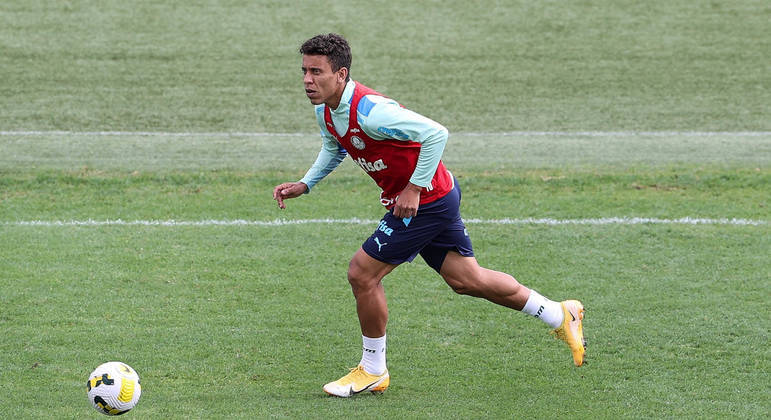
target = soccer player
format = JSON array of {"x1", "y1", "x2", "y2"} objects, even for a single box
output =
[{"x1": 272, "y1": 33, "x2": 586, "y2": 398}]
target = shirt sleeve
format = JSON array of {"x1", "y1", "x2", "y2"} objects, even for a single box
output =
[
  {"x1": 298, "y1": 107, "x2": 348, "y2": 192},
  {"x1": 358, "y1": 96, "x2": 448, "y2": 188}
]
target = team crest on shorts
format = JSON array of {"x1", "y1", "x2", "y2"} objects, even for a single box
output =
[{"x1": 350, "y1": 136, "x2": 366, "y2": 150}]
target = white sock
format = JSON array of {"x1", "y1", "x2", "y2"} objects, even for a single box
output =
[
  {"x1": 360, "y1": 335, "x2": 387, "y2": 375},
  {"x1": 522, "y1": 289, "x2": 564, "y2": 328}
]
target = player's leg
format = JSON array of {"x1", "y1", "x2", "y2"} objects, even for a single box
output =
[
  {"x1": 323, "y1": 249, "x2": 397, "y2": 397},
  {"x1": 438, "y1": 253, "x2": 566, "y2": 326},
  {"x1": 438, "y1": 251, "x2": 586, "y2": 366},
  {"x1": 347, "y1": 248, "x2": 397, "y2": 338},
  {"x1": 324, "y1": 200, "x2": 454, "y2": 397},
  {"x1": 438, "y1": 251, "x2": 530, "y2": 309}
]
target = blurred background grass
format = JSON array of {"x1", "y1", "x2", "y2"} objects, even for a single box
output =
[{"x1": 1, "y1": 0, "x2": 768, "y2": 132}]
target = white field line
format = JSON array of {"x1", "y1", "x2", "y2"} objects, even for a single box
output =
[
  {"x1": 3, "y1": 217, "x2": 766, "y2": 227},
  {"x1": 1, "y1": 130, "x2": 770, "y2": 137}
]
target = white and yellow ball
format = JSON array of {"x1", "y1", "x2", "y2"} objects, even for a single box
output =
[{"x1": 86, "y1": 362, "x2": 141, "y2": 415}]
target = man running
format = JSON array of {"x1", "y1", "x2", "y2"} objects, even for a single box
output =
[{"x1": 273, "y1": 33, "x2": 586, "y2": 398}]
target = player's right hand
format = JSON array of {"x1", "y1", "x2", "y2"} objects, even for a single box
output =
[{"x1": 272, "y1": 182, "x2": 308, "y2": 209}]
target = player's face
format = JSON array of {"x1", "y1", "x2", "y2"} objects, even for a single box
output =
[{"x1": 302, "y1": 54, "x2": 347, "y2": 109}]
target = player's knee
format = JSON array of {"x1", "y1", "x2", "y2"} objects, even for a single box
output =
[
  {"x1": 442, "y1": 268, "x2": 484, "y2": 296},
  {"x1": 447, "y1": 280, "x2": 473, "y2": 295},
  {"x1": 347, "y1": 262, "x2": 364, "y2": 288},
  {"x1": 347, "y1": 258, "x2": 375, "y2": 291}
]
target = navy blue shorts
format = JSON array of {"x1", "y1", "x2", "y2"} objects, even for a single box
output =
[{"x1": 362, "y1": 179, "x2": 474, "y2": 272}]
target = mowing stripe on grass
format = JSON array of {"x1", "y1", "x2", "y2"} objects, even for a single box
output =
[
  {"x1": 1, "y1": 131, "x2": 769, "y2": 137},
  {"x1": 3, "y1": 217, "x2": 766, "y2": 227}
]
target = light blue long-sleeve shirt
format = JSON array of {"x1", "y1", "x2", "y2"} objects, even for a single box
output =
[{"x1": 299, "y1": 80, "x2": 448, "y2": 191}]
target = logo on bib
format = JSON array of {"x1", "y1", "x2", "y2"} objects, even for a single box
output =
[{"x1": 350, "y1": 136, "x2": 366, "y2": 150}]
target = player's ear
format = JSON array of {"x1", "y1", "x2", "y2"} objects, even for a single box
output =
[{"x1": 338, "y1": 67, "x2": 348, "y2": 83}]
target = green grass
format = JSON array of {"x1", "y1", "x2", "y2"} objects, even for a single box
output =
[
  {"x1": 0, "y1": 165, "x2": 769, "y2": 221},
  {"x1": 1, "y1": 0, "x2": 769, "y2": 132},
  {"x1": 1, "y1": 223, "x2": 768, "y2": 418},
  {"x1": 1, "y1": 151, "x2": 768, "y2": 418},
  {"x1": 0, "y1": 0, "x2": 769, "y2": 418}
]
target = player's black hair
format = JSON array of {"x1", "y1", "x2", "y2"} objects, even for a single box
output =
[{"x1": 300, "y1": 33, "x2": 352, "y2": 81}]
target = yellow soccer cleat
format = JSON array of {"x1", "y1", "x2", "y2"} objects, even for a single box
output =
[
  {"x1": 552, "y1": 300, "x2": 586, "y2": 366},
  {"x1": 323, "y1": 365, "x2": 390, "y2": 397}
]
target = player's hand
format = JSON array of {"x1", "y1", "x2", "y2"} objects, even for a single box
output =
[
  {"x1": 272, "y1": 182, "x2": 308, "y2": 209},
  {"x1": 393, "y1": 183, "x2": 422, "y2": 219}
]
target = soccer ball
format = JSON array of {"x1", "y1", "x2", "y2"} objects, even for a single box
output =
[{"x1": 86, "y1": 362, "x2": 142, "y2": 415}]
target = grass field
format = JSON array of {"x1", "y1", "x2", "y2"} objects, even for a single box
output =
[{"x1": 1, "y1": 0, "x2": 769, "y2": 418}]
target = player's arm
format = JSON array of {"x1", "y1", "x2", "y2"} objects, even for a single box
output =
[
  {"x1": 361, "y1": 97, "x2": 448, "y2": 217},
  {"x1": 299, "y1": 134, "x2": 347, "y2": 192},
  {"x1": 273, "y1": 137, "x2": 346, "y2": 209},
  {"x1": 273, "y1": 108, "x2": 347, "y2": 209}
]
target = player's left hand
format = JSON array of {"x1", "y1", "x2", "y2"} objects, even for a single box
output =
[{"x1": 393, "y1": 183, "x2": 422, "y2": 219}]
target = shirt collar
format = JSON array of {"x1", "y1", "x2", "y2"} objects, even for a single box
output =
[{"x1": 330, "y1": 80, "x2": 356, "y2": 113}]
